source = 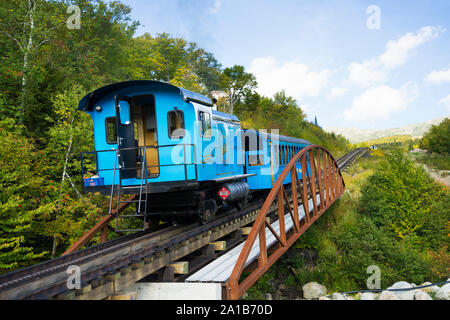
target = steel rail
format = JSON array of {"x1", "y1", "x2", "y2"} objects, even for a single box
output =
[{"x1": 337, "y1": 147, "x2": 369, "y2": 170}]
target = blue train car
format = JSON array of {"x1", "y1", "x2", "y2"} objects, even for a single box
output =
[
  {"x1": 78, "y1": 80, "x2": 252, "y2": 222},
  {"x1": 242, "y1": 130, "x2": 312, "y2": 191}
]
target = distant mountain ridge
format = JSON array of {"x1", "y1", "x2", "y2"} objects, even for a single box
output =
[{"x1": 326, "y1": 117, "x2": 448, "y2": 143}]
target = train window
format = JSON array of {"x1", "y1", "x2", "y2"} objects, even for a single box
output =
[
  {"x1": 243, "y1": 131, "x2": 264, "y2": 166},
  {"x1": 243, "y1": 131, "x2": 262, "y2": 152},
  {"x1": 167, "y1": 110, "x2": 185, "y2": 139},
  {"x1": 105, "y1": 117, "x2": 117, "y2": 144},
  {"x1": 199, "y1": 111, "x2": 211, "y2": 137}
]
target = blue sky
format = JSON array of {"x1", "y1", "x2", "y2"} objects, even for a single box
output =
[{"x1": 115, "y1": 0, "x2": 450, "y2": 130}]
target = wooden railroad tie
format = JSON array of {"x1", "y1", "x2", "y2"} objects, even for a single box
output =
[
  {"x1": 210, "y1": 241, "x2": 227, "y2": 251},
  {"x1": 168, "y1": 261, "x2": 189, "y2": 275},
  {"x1": 241, "y1": 227, "x2": 252, "y2": 236},
  {"x1": 107, "y1": 291, "x2": 138, "y2": 300}
]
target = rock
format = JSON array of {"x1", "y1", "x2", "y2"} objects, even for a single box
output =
[
  {"x1": 435, "y1": 283, "x2": 450, "y2": 300},
  {"x1": 414, "y1": 291, "x2": 433, "y2": 300},
  {"x1": 420, "y1": 282, "x2": 439, "y2": 294},
  {"x1": 360, "y1": 292, "x2": 376, "y2": 300},
  {"x1": 319, "y1": 296, "x2": 330, "y2": 300},
  {"x1": 344, "y1": 295, "x2": 355, "y2": 300},
  {"x1": 331, "y1": 293, "x2": 346, "y2": 300},
  {"x1": 302, "y1": 282, "x2": 327, "y2": 300},
  {"x1": 387, "y1": 281, "x2": 415, "y2": 300},
  {"x1": 378, "y1": 291, "x2": 399, "y2": 300},
  {"x1": 274, "y1": 289, "x2": 282, "y2": 300},
  {"x1": 265, "y1": 293, "x2": 273, "y2": 300}
]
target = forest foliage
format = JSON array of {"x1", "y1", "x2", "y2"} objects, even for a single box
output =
[
  {"x1": 420, "y1": 118, "x2": 450, "y2": 155},
  {"x1": 0, "y1": 0, "x2": 349, "y2": 272}
]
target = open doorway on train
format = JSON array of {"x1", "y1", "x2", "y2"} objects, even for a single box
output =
[{"x1": 130, "y1": 95, "x2": 160, "y2": 178}]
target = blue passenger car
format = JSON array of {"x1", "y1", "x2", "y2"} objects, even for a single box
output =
[
  {"x1": 78, "y1": 80, "x2": 252, "y2": 222},
  {"x1": 242, "y1": 130, "x2": 312, "y2": 191}
]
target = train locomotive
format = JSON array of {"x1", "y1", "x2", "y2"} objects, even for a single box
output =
[{"x1": 78, "y1": 80, "x2": 311, "y2": 225}]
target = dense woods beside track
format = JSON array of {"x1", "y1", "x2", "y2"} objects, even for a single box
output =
[{"x1": 0, "y1": 1, "x2": 350, "y2": 272}]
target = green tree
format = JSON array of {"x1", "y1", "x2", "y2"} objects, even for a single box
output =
[
  {"x1": 0, "y1": 119, "x2": 47, "y2": 271},
  {"x1": 360, "y1": 148, "x2": 446, "y2": 244},
  {"x1": 220, "y1": 65, "x2": 257, "y2": 114},
  {"x1": 421, "y1": 118, "x2": 450, "y2": 155}
]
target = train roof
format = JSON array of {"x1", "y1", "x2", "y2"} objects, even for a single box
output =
[
  {"x1": 212, "y1": 110, "x2": 240, "y2": 122},
  {"x1": 78, "y1": 80, "x2": 213, "y2": 111},
  {"x1": 243, "y1": 129, "x2": 312, "y2": 145}
]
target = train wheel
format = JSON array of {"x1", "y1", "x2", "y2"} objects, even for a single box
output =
[
  {"x1": 146, "y1": 216, "x2": 161, "y2": 231},
  {"x1": 198, "y1": 199, "x2": 218, "y2": 225}
]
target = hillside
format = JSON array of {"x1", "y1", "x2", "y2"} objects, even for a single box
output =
[
  {"x1": 359, "y1": 135, "x2": 415, "y2": 147},
  {"x1": 326, "y1": 117, "x2": 447, "y2": 143}
]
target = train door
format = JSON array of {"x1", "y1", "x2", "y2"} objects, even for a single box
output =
[
  {"x1": 114, "y1": 96, "x2": 137, "y2": 179},
  {"x1": 199, "y1": 109, "x2": 212, "y2": 165},
  {"x1": 216, "y1": 121, "x2": 228, "y2": 175},
  {"x1": 130, "y1": 95, "x2": 160, "y2": 178}
]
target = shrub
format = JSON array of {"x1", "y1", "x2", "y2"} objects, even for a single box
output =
[
  {"x1": 421, "y1": 118, "x2": 450, "y2": 155},
  {"x1": 359, "y1": 148, "x2": 444, "y2": 242}
]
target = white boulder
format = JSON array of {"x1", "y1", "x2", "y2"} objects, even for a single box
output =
[
  {"x1": 387, "y1": 281, "x2": 415, "y2": 300},
  {"x1": 331, "y1": 293, "x2": 346, "y2": 300},
  {"x1": 302, "y1": 282, "x2": 327, "y2": 300},
  {"x1": 360, "y1": 292, "x2": 376, "y2": 300},
  {"x1": 420, "y1": 282, "x2": 439, "y2": 294},
  {"x1": 435, "y1": 283, "x2": 450, "y2": 300},
  {"x1": 414, "y1": 290, "x2": 433, "y2": 300},
  {"x1": 378, "y1": 291, "x2": 399, "y2": 300}
]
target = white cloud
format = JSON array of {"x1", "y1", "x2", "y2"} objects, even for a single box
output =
[
  {"x1": 209, "y1": 0, "x2": 221, "y2": 14},
  {"x1": 343, "y1": 82, "x2": 418, "y2": 122},
  {"x1": 328, "y1": 87, "x2": 349, "y2": 99},
  {"x1": 249, "y1": 57, "x2": 329, "y2": 100},
  {"x1": 438, "y1": 94, "x2": 450, "y2": 111},
  {"x1": 425, "y1": 68, "x2": 450, "y2": 84},
  {"x1": 348, "y1": 26, "x2": 444, "y2": 87}
]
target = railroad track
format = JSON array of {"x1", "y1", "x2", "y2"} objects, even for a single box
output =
[
  {"x1": 337, "y1": 147, "x2": 369, "y2": 170},
  {"x1": 0, "y1": 148, "x2": 367, "y2": 300},
  {"x1": 0, "y1": 201, "x2": 266, "y2": 300}
]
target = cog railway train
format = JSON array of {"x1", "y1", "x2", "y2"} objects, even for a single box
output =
[{"x1": 78, "y1": 80, "x2": 312, "y2": 225}]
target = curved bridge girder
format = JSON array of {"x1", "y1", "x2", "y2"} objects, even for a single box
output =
[{"x1": 225, "y1": 145, "x2": 346, "y2": 300}]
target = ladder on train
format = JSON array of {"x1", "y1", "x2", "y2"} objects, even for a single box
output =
[{"x1": 109, "y1": 148, "x2": 149, "y2": 232}]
